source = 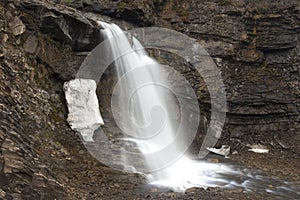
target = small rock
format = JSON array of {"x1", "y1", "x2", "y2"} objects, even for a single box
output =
[
  {"x1": 9, "y1": 16, "x2": 26, "y2": 36},
  {"x1": 185, "y1": 187, "x2": 203, "y2": 194},
  {"x1": 238, "y1": 48, "x2": 264, "y2": 62},
  {"x1": 150, "y1": 187, "x2": 158, "y2": 192},
  {"x1": 24, "y1": 34, "x2": 38, "y2": 54},
  {"x1": 232, "y1": 150, "x2": 238, "y2": 155},
  {"x1": 0, "y1": 189, "x2": 6, "y2": 198},
  {"x1": 11, "y1": 193, "x2": 22, "y2": 200},
  {"x1": 5, "y1": 11, "x2": 12, "y2": 21},
  {"x1": 247, "y1": 144, "x2": 269, "y2": 153},
  {"x1": 11, "y1": 0, "x2": 21, "y2": 6},
  {"x1": 225, "y1": 188, "x2": 244, "y2": 193},
  {"x1": 32, "y1": 172, "x2": 47, "y2": 188},
  {"x1": 207, "y1": 145, "x2": 230, "y2": 157},
  {"x1": 79, "y1": 150, "x2": 85, "y2": 154},
  {"x1": 240, "y1": 31, "x2": 248, "y2": 41},
  {"x1": 2, "y1": 33, "x2": 8, "y2": 44},
  {"x1": 0, "y1": 45, "x2": 6, "y2": 57},
  {"x1": 2, "y1": 138, "x2": 26, "y2": 174},
  {"x1": 207, "y1": 158, "x2": 219, "y2": 163}
]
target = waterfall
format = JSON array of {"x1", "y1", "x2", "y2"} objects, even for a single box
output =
[
  {"x1": 96, "y1": 22, "x2": 300, "y2": 196},
  {"x1": 99, "y1": 21, "x2": 181, "y2": 176},
  {"x1": 98, "y1": 21, "x2": 233, "y2": 190}
]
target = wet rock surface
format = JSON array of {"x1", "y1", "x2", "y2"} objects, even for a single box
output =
[{"x1": 0, "y1": 0, "x2": 299, "y2": 199}]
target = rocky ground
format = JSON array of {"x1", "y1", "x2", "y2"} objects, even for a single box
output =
[{"x1": 0, "y1": 0, "x2": 299, "y2": 199}]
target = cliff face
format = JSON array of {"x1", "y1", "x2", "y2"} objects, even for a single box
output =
[{"x1": 0, "y1": 0, "x2": 299, "y2": 199}]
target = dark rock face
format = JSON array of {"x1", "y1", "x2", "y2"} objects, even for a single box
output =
[
  {"x1": 0, "y1": 14, "x2": 66, "y2": 198},
  {"x1": 0, "y1": 0, "x2": 299, "y2": 199},
  {"x1": 143, "y1": 0, "x2": 300, "y2": 151},
  {"x1": 20, "y1": 0, "x2": 103, "y2": 51}
]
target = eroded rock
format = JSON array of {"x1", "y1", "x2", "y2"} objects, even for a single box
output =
[
  {"x1": 23, "y1": 34, "x2": 38, "y2": 54},
  {"x1": 0, "y1": 189, "x2": 6, "y2": 199},
  {"x1": 0, "y1": 45, "x2": 6, "y2": 57},
  {"x1": 19, "y1": 0, "x2": 102, "y2": 51},
  {"x1": 9, "y1": 16, "x2": 25, "y2": 36}
]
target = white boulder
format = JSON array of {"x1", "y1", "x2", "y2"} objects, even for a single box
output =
[{"x1": 64, "y1": 79, "x2": 104, "y2": 142}]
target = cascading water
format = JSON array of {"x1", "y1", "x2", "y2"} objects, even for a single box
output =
[
  {"x1": 99, "y1": 22, "x2": 192, "y2": 182},
  {"x1": 93, "y1": 22, "x2": 300, "y2": 198}
]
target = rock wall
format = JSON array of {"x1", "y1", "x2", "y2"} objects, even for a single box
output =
[
  {"x1": 162, "y1": 0, "x2": 300, "y2": 152},
  {"x1": 72, "y1": 0, "x2": 300, "y2": 151},
  {"x1": 0, "y1": 0, "x2": 299, "y2": 198},
  {"x1": 0, "y1": 2, "x2": 67, "y2": 198}
]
